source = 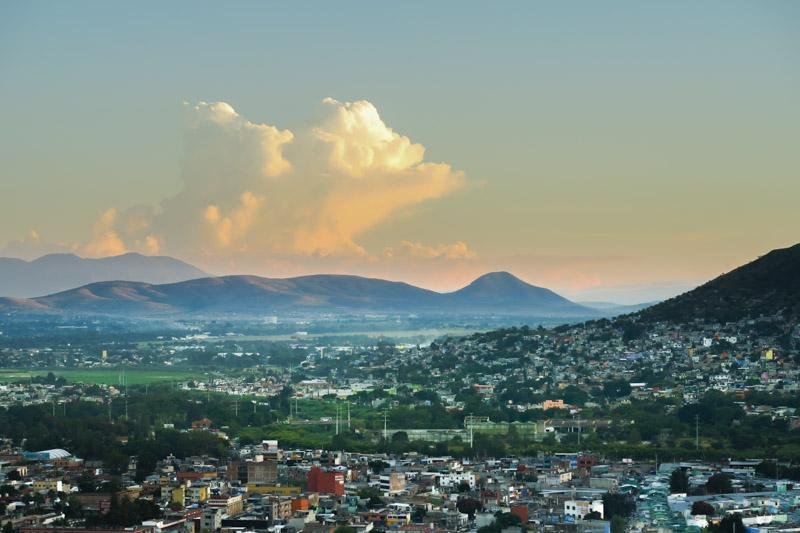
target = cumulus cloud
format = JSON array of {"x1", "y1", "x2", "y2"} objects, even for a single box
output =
[
  {"x1": 64, "y1": 98, "x2": 468, "y2": 268},
  {"x1": 78, "y1": 208, "x2": 127, "y2": 257},
  {"x1": 390, "y1": 240, "x2": 477, "y2": 260},
  {"x1": 0, "y1": 229, "x2": 72, "y2": 260}
]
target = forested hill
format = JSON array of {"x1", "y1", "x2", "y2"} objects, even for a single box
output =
[{"x1": 637, "y1": 243, "x2": 800, "y2": 323}]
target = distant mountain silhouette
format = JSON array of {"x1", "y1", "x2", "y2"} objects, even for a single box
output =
[
  {"x1": 445, "y1": 272, "x2": 584, "y2": 313},
  {"x1": 0, "y1": 271, "x2": 595, "y2": 317},
  {"x1": 638, "y1": 242, "x2": 800, "y2": 323},
  {"x1": 0, "y1": 252, "x2": 208, "y2": 298}
]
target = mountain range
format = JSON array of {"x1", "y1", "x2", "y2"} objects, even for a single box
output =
[
  {"x1": 3, "y1": 242, "x2": 796, "y2": 320},
  {"x1": 0, "y1": 253, "x2": 208, "y2": 298},
  {"x1": 0, "y1": 271, "x2": 595, "y2": 317}
]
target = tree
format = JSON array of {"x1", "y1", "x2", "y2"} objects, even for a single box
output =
[
  {"x1": 706, "y1": 473, "x2": 733, "y2": 495},
  {"x1": 603, "y1": 493, "x2": 635, "y2": 520},
  {"x1": 333, "y1": 528, "x2": 356, "y2": 533},
  {"x1": 610, "y1": 515, "x2": 626, "y2": 533},
  {"x1": 369, "y1": 460, "x2": 389, "y2": 474},
  {"x1": 669, "y1": 468, "x2": 689, "y2": 494},
  {"x1": 392, "y1": 431, "x2": 409, "y2": 443},
  {"x1": 708, "y1": 513, "x2": 744, "y2": 533},
  {"x1": 32, "y1": 492, "x2": 45, "y2": 508},
  {"x1": 494, "y1": 512, "x2": 522, "y2": 529},
  {"x1": 456, "y1": 497, "x2": 483, "y2": 519},
  {"x1": 3, "y1": 521, "x2": 14, "y2": 533},
  {"x1": 603, "y1": 379, "x2": 632, "y2": 399},
  {"x1": 691, "y1": 501, "x2": 715, "y2": 516},
  {"x1": 585, "y1": 511, "x2": 602, "y2": 520}
]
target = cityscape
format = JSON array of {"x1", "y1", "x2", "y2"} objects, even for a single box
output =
[{"x1": 1, "y1": 3, "x2": 799, "y2": 533}]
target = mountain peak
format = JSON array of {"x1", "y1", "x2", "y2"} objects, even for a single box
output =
[
  {"x1": 447, "y1": 271, "x2": 588, "y2": 313},
  {"x1": 462, "y1": 271, "x2": 535, "y2": 291},
  {"x1": 474, "y1": 271, "x2": 522, "y2": 282},
  {"x1": 0, "y1": 252, "x2": 209, "y2": 298}
]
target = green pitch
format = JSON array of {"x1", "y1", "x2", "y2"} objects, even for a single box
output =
[{"x1": 0, "y1": 368, "x2": 202, "y2": 385}]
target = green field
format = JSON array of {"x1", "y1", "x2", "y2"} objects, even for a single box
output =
[{"x1": 0, "y1": 368, "x2": 204, "y2": 385}]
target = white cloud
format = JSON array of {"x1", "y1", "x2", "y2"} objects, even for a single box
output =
[
  {"x1": 0, "y1": 229, "x2": 72, "y2": 260},
  {"x1": 390, "y1": 240, "x2": 477, "y2": 260},
  {"x1": 69, "y1": 98, "x2": 468, "y2": 267}
]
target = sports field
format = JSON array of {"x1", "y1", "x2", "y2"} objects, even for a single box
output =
[{"x1": 0, "y1": 368, "x2": 203, "y2": 385}]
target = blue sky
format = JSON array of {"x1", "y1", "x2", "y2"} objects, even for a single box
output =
[{"x1": 1, "y1": 2, "x2": 798, "y2": 302}]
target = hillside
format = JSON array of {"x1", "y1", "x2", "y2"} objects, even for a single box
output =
[
  {"x1": 0, "y1": 253, "x2": 208, "y2": 298},
  {"x1": 0, "y1": 272, "x2": 595, "y2": 318},
  {"x1": 638, "y1": 243, "x2": 800, "y2": 323}
]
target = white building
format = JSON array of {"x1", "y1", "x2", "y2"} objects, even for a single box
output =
[
  {"x1": 438, "y1": 471, "x2": 476, "y2": 490},
  {"x1": 564, "y1": 499, "x2": 604, "y2": 520}
]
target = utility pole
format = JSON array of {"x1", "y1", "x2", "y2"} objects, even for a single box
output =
[
  {"x1": 347, "y1": 402, "x2": 351, "y2": 430},
  {"x1": 336, "y1": 404, "x2": 339, "y2": 435},
  {"x1": 234, "y1": 397, "x2": 239, "y2": 417},
  {"x1": 383, "y1": 409, "x2": 388, "y2": 441},
  {"x1": 124, "y1": 369, "x2": 128, "y2": 421},
  {"x1": 695, "y1": 415, "x2": 699, "y2": 450}
]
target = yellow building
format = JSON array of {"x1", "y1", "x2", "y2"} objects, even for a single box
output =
[
  {"x1": 187, "y1": 484, "x2": 209, "y2": 503},
  {"x1": 246, "y1": 484, "x2": 301, "y2": 496},
  {"x1": 170, "y1": 486, "x2": 185, "y2": 505},
  {"x1": 32, "y1": 480, "x2": 69, "y2": 493}
]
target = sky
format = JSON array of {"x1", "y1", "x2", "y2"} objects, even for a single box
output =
[{"x1": 1, "y1": 2, "x2": 798, "y2": 304}]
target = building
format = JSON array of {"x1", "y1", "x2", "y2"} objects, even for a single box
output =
[
  {"x1": 23, "y1": 449, "x2": 71, "y2": 462},
  {"x1": 202, "y1": 508, "x2": 223, "y2": 531},
  {"x1": 32, "y1": 480, "x2": 67, "y2": 493},
  {"x1": 246, "y1": 484, "x2": 301, "y2": 496},
  {"x1": 438, "y1": 472, "x2": 476, "y2": 490},
  {"x1": 247, "y1": 457, "x2": 278, "y2": 484},
  {"x1": 564, "y1": 499, "x2": 604, "y2": 521},
  {"x1": 307, "y1": 466, "x2": 345, "y2": 496},
  {"x1": 379, "y1": 472, "x2": 406, "y2": 495},
  {"x1": 208, "y1": 494, "x2": 244, "y2": 517},
  {"x1": 186, "y1": 483, "x2": 209, "y2": 504},
  {"x1": 264, "y1": 496, "x2": 293, "y2": 523}
]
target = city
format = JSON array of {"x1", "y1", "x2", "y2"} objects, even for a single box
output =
[{"x1": 1, "y1": 2, "x2": 799, "y2": 532}]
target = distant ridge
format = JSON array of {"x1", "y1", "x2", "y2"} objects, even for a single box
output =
[
  {"x1": 0, "y1": 252, "x2": 209, "y2": 298},
  {"x1": 446, "y1": 271, "x2": 583, "y2": 313},
  {"x1": 0, "y1": 271, "x2": 596, "y2": 318},
  {"x1": 637, "y1": 242, "x2": 800, "y2": 323}
]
